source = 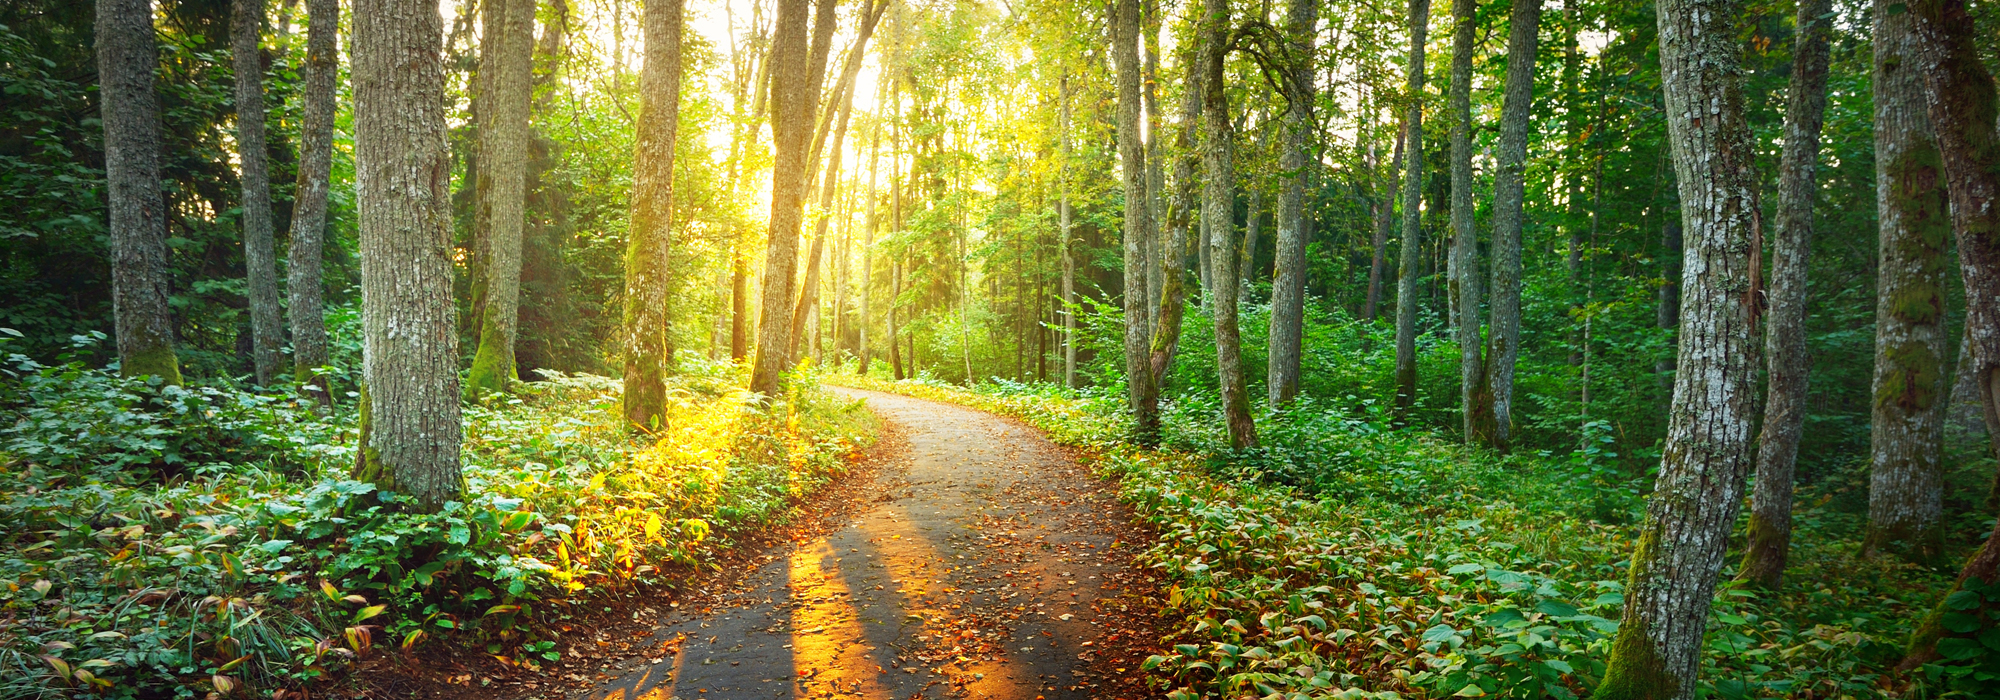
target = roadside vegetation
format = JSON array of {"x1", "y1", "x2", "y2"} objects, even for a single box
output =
[{"x1": 0, "y1": 337, "x2": 872, "y2": 699}]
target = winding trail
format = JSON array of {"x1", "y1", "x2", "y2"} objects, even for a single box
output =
[{"x1": 582, "y1": 387, "x2": 1162, "y2": 700}]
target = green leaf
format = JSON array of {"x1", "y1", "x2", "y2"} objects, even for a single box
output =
[
  {"x1": 1545, "y1": 659, "x2": 1574, "y2": 674},
  {"x1": 1939, "y1": 637, "x2": 1984, "y2": 661},
  {"x1": 1447, "y1": 563, "x2": 1484, "y2": 576},
  {"x1": 1422, "y1": 624, "x2": 1458, "y2": 643},
  {"x1": 1943, "y1": 612, "x2": 1983, "y2": 634},
  {"x1": 1947, "y1": 590, "x2": 1983, "y2": 611},
  {"x1": 1536, "y1": 601, "x2": 1579, "y2": 618}
]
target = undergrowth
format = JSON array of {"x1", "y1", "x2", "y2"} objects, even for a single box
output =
[
  {"x1": 830, "y1": 373, "x2": 1958, "y2": 699},
  {"x1": 0, "y1": 348, "x2": 874, "y2": 700}
]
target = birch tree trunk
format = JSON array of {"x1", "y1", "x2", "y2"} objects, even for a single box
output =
[
  {"x1": 1200, "y1": 0, "x2": 1255, "y2": 449},
  {"x1": 1484, "y1": 0, "x2": 1539, "y2": 449},
  {"x1": 1266, "y1": 0, "x2": 1315, "y2": 407},
  {"x1": 1593, "y1": 0, "x2": 1760, "y2": 696},
  {"x1": 287, "y1": 0, "x2": 336, "y2": 405},
  {"x1": 352, "y1": 0, "x2": 461, "y2": 509},
  {"x1": 621, "y1": 0, "x2": 683, "y2": 428},
  {"x1": 1740, "y1": 0, "x2": 1832, "y2": 588},
  {"x1": 232, "y1": 0, "x2": 281, "y2": 386},
  {"x1": 1393, "y1": 0, "x2": 1429, "y2": 414},
  {"x1": 1447, "y1": 0, "x2": 1483, "y2": 442},
  {"x1": 97, "y1": 0, "x2": 182, "y2": 385},
  {"x1": 1900, "y1": 0, "x2": 2000, "y2": 669},
  {"x1": 748, "y1": 0, "x2": 819, "y2": 396},
  {"x1": 468, "y1": 0, "x2": 538, "y2": 398},
  {"x1": 1111, "y1": 0, "x2": 1160, "y2": 441},
  {"x1": 1862, "y1": 1, "x2": 1950, "y2": 563}
]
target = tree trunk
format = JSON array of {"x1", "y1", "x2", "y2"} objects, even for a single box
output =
[
  {"x1": 468, "y1": 0, "x2": 538, "y2": 398},
  {"x1": 1200, "y1": 0, "x2": 1255, "y2": 449},
  {"x1": 1060, "y1": 75, "x2": 1077, "y2": 389},
  {"x1": 1900, "y1": 0, "x2": 2000, "y2": 670},
  {"x1": 232, "y1": 0, "x2": 282, "y2": 386},
  {"x1": 1266, "y1": 0, "x2": 1314, "y2": 407},
  {"x1": 748, "y1": 0, "x2": 819, "y2": 396},
  {"x1": 620, "y1": 0, "x2": 683, "y2": 428},
  {"x1": 859, "y1": 88, "x2": 881, "y2": 376},
  {"x1": 352, "y1": 0, "x2": 461, "y2": 509},
  {"x1": 1393, "y1": 0, "x2": 1429, "y2": 414},
  {"x1": 287, "y1": 0, "x2": 336, "y2": 405},
  {"x1": 1593, "y1": 0, "x2": 1760, "y2": 696},
  {"x1": 1145, "y1": 38, "x2": 1204, "y2": 427},
  {"x1": 1366, "y1": 115, "x2": 1405, "y2": 326},
  {"x1": 97, "y1": 0, "x2": 182, "y2": 385},
  {"x1": 1480, "y1": 0, "x2": 1538, "y2": 449},
  {"x1": 1862, "y1": 1, "x2": 1950, "y2": 563},
  {"x1": 791, "y1": 1, "x2": 883, "y2": 357},
  {"x1": 1111, "y1": 0, "x2": 1159, "y2": 441},
  {"x1": 1740, "y1": 0, "x2": 1832, "y2": 589},
  {"x1": 1142, "y1": 0, "x2": 1164, "y2": 332},
  {"x1": 1447, "y1": 0, "x2": 1483, "y2": 443}
]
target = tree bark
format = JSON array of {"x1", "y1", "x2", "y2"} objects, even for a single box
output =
[
  {"x1": 1112, "y1": 0, "x2": 1159, "y2": 441},
  {"x1": 1060, "y1": 75, "x2": 1077, "y2": 389},
  {"x1": 1200, "y1": 0, "x2": 1255, "y2": 449},
  {"x1": 1593, "y1": 0, "x2": 1760, "y2": 696},
  {"x1": 1447, "y1": 0, "x2": 1483, "y2": 442},
  {"x1": 1366, "y1": 115, "x2": 1405, "y2": 326},
  {"x1": 1266, "y1": 0, "x2": 1315, "y2": 407},
  {"x1": 1145, "y1": 37, "x2": 1204, "y2": 428},
  {"x1": 352, "y1": 0, "x2": 461, "y2": 509},
  {"x1": 1392, "y1": 0, "x2": 1429, "y2": 414},
  {"x1": 859, "y1": 85, "x2": 882, "y2": 376},
  {"x1": 1899, "y1": 0, "x2": 2000, "y2": 670},
  {"x1": 1141, "y1": 0, "x2": 1163, "y2": 332},
  {"x1": 97, "y1": 0, "x2": 182, "y2": 384},
  {"x1": 1483, "y1": 0, "x2": 1538, "y2": 449},
  {"x1": 1740, "y1": 0, "x2": 1831, "y2": 589},
  {"x1": 791, "y1": 1, "x2": 884, "y2": 357},
  {"x1": 468, "y1": 0, "x2": 538, "y2": 398},
  {"x1": 1862, "y1": 1, "x2": 1950, "y2": 563},
  {"x1": 287, "y1": 0, "x2": 336, "y2": 406},
  {"x1": 748, "y1": 0, "x2": 819, "y2": 396},
  {"x1": 232, "y1": 0, "x2": 282, "y2": 386},
  {"x1": 621, "y1": 0, "x2": 683, "y2": 428}
]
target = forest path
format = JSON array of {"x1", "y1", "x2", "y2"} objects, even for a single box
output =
[{"x1": 581, "y1": 387, "x2": 1162, "y2": 700}]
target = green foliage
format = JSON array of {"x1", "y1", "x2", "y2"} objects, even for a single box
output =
[{"x1": 0, "y1": 352, "x2": 873, "y2": 698}]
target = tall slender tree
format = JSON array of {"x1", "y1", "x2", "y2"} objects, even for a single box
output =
[
  {"x1": 1863, "y1": 0, "x2": 1950, "y2": 563},
  {"x1": 352, "y1": 0, "x2": 461, "y2": 509},
  {"x1": 622, "y1": 0, "x2": 685, "y2": 428},
  {"x1": 1111, "y1": 0, "x2": 1159, "y2": 441},
  {"x1": 288, "y1": 0, "x2": 337, "y2": 405},
  {"x1": 1392, "y1": 0, "x2": 1429, "y2": 413},
  {"x1": 467, "y1": 0, "x2": 537, "y2": 397},
  {"x1": 97, "y1": 0, "x2": 182, "y2": 384},
  {"x1": 1059, "y1": 74, "x2": 1078, "y2": 389},
  {"x1": 232, "y1": 0, "x2": 281, "y2": 386},
  {"x1": 1447, "y1": 0, "x2": 1481, "y2": 441},
  {"x1": 1740, "y1": 0, "x2": 1833, "y2": 588},
  {"x1": 1483, "y1": 0, "x2": 1540, "y2": 449},
  {"x1": 748, "y1": 0, "x2": 821, "y2": 396},
  {"x1": 1200, "y1": 0, "x2": 1254, "y2": 448},
  {"x1": 1901, "y1": 0, "x2": 2000, "y2": 669},
  {"x1": 1266, "y1": 0, "x2": 1315, "y2": 407},
  {"x1": 1593, "y1": 0, "x2": 1760, "y2": 696}
]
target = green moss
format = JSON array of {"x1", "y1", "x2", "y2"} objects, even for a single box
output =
[
  {"x1": 122, "y1": 345, "x2": 183, "y2": 386},
  {"x1": 1875, "y1": 341, "x2": 1943, "y2": 411},
  {"x1": 1594, "y1": 527, "x2": 1686, "y2": 700},
  {"x1": 1863, "y1": 515, "x2": 1945, "y2": 564},
  {"x1": 350, "y1": 383, "x2": 392, "y2": 492},
  {"x1": 465, "y1": 315, "x2": 516, "y2": 400},
  {"x1": 1738, "y1": 511, "x2": 1788, "y2": 589}
]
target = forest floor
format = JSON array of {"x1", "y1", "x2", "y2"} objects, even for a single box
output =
[{"x1": 355, "y1": 387, "x2": 1171, "y2": 700}]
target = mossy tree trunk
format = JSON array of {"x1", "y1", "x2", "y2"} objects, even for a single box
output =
[
  {"x1": 1266, "y1": 0, "x2": 1314, "y2": 408},
  {"x1": 1483, "y1": 0, "x2": 1539, "y2": 451},
  {"x1": 287, "y1": 0, "x2": 337, "y2": 407},
  {"x1": 1145, "y1": 36, "x2": 1203, "y2": 430},
  {"x1": 97, "y1": 0, "x2": 182, "y2": 385},
  {"x1": 232, "y1": 0, "x2": 282, "y2": 387},
  {"x1": 466, "y1": 0, "x2": 537, "y2": 399},
  {"x1": 1741, "y1": 0, "x2": 1832, "y2": 589},
  {"x1": 1900, "y1": 0, "x2": 2000, "y2": 671},
  {"x1": 1592, "y1": 0, "x2": 1760, "y2": 697},
  {"x1": 1863, "y1": 1, "x2": 1950, "y2": 563},
  {"x1": 1199, "y1": 0, "x2": 1254, "y2": 450},
  {"x1": 1392, "y1": 0, "x2": 1429, "y2": 416},
  {"x1": 352, "y1": 0, "x2": 462, "y2": 510},
  {"x1": 621, "y1": 0, "x2": 684, "y2": 430},
  {"x1": 748, "y1": 0, "x2": 822, "y2": 397},
  {"x1": 1111, "y1": 0, "x2": 1160, "y2": 442},
  {"x1": 1446, "y1": 0, "x2": 1484, "y2": 443}
]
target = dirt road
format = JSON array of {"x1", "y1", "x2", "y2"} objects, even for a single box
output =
[{"x1": 582, "y1": 387, "x2": 1163, "y2": 700}]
